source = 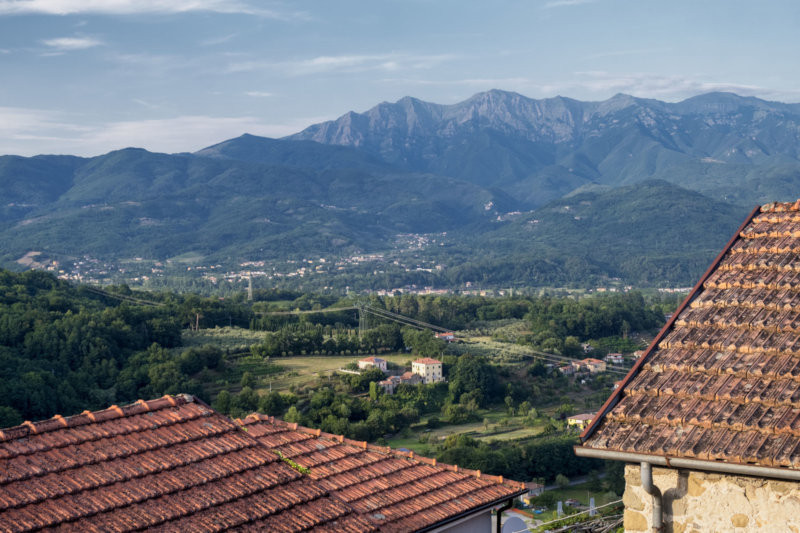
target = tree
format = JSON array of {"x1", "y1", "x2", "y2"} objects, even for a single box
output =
[
  {"x1": 284, "y1": 405, "x2": 301, "y2": 423},
  {"x1": 555, "y1": 473, "x2": 570, "y2": 489},
  {"x1": 448, "y1": 354, "x2": 497, "y2": 407},
  {"x1": 212, "y1": 390, "x2": 232, "y2": 414},
  {"x1": 257, "y1": 391, "x2": 285, "y2": 416},
  {"x1": 504, "y1": 395, "x2": 515, "y2": 416},
  {"x1": 587, "y1": 470, "x2": 602, "y2": 491},
  {"x1": 240, "y1": 371, "x2": 256, "y2": 389}
]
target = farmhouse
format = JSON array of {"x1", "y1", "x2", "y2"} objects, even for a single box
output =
[
  {"x1": 0, "y1": 394, "x2": 525, "y2": 532},
  {"x1": 412, "y1": 357, "x2": 445, "y2": 384},
  {"x1": 377, "y1": 371, "x2": 423, "y2": 394},
  {"x1": 582, "y1": 358, "x2": 607, "y2": 373},
  {"x1": 567, "y1": 413, "x2": 595, "y2": 430},
  {"x1": 576, "y1": 201, "x2": 800, "y2": 532},
  {"x1": 358, "y1": 355, "x2": 387, "y2": 372}
]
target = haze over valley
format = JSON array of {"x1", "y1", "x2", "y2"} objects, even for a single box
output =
[{"x1": 3, "y1": 90, "x2": 796, "y2": 291}]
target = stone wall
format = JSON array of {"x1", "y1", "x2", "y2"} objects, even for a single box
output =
[{"x1": 623, "y1": 464, "x2": 800, "y2": 532}]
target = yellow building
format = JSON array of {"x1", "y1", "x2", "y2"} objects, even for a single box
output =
[
  {"x1": 411, "y1": 357, "x2": 444, "y2": 384},
  {"x1": 567, "y1": 413, "x2": 595, "y2": 430}
]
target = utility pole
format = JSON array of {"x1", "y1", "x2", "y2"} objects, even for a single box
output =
[{"x1": 358, "y1": 302, "x2": 369, "y2": 340}]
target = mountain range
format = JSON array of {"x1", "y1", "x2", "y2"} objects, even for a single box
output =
[
  {"x1": 2, "y1": 90, "x2": 798, "y2": 288},
  {"x1": 290, "y1": 90, "x2": 800, "y2": 207}
]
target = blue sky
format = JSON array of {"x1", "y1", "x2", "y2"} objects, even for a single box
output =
[{"x1": 1, "y1": 0, "x2": 799, "y2": 156}]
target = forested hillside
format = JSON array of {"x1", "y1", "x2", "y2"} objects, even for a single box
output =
[
  {"x1": 0, "y1": 270, "x2": 248, "y2": 425},
  {"x1": 1, "y1": 91, "x2": 797, "y2": 291},
  {"x1": 0, "y1": 269, "x2": 672, "y2": 427}
]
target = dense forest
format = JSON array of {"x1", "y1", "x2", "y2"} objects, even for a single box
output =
[{"x1": 0, "y1": 268, "x2": 671, "y2": 428}]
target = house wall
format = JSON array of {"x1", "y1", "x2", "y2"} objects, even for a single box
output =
[
  {"x1": 622, "y1": 464, "x2": 800, "y2": 532},
  {"x1": 412, "y1": 362, "x2": 443, "y2": 384}
]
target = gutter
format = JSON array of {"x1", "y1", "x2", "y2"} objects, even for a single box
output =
[
  {"x1": 419, "y1": 490, "x2": 527, "y2": 533},
  {"x1": 579, "y1": 204, "x2": 762, "y2": 443},
  {"x1": 574, "y1": 446, "x2": 800, "y2": 483}
]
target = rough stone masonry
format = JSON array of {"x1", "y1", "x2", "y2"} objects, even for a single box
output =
[{"x1": 622, "y1": 464, "x2": 800, "y2": 532}]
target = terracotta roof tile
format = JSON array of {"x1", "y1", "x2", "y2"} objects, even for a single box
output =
[
  {"x1": 582, "y1": 201, "x2": 800, "y2": 474},
  {"x1": 0, "y1": 397, "x2": 524, "y2": 531},
  {"x1": 0, "y1": 395, "x2": 375, "y2": 532},
  {"x1": 240, "y1": 415, "x2": 525, "y2": 531}
]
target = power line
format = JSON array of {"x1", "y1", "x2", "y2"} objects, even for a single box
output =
[
  {"x1": 510, "y1": 500, "x2": 623, "y2": 532},
  {"x1": 253, "y1": 306, "x2": 357, "y2": 316},
  {"x1": 360, "y1": 304, "x2": 451, "y2": 333},
  {"x1": 83, "y1": 286, "x2": 163, "y2": 307}
]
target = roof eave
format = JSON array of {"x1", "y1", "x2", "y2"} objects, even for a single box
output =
[
  {"x1": 416, "y1": 489, "x2": 528, "y2": 533},
  {"x1": 574, "y1": 446, "x2": 800, "y2": 483}
]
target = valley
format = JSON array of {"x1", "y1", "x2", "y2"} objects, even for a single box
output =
[{"x1": 1, "y1": 91, "x2": 797, "y2": 293}]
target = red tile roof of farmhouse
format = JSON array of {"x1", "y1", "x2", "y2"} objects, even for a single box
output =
[
  {"x1": 239, "y1": 414, "x2": 526, "y2": 532},
  {"x1": 580, "y1": 201, "x2": 800, "y2": 472},
  {"x1": 359, "y1": 356, "x2": 385, "y2": 362},
  {"x1": 413, "y1": 358, "x2": 442, "y2": 365},
  {"x1": 0, "y1": 395, "x2": 524, "y2": 532},
  {"x1": 0, "y1": 394, "x2": 371, "y2": 532}
]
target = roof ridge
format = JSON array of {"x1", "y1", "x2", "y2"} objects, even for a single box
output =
[
  {"x1": 0, "y1": 394, "x2": 194, "y2": 442},
  {"x1": 761, "y1": 200, "x2": 800, "y2": 212}
]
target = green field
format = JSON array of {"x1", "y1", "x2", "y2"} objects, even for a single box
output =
[
  {"x1": 262, "y1": 354, "x2": 413, "y2": 391},
  {"x1": 204, "y1": 352, "x2": 416, "y2": 398},
  {"x1": 386, "y1": 410, "x2": 548, "y2": 453},
  {"x1": 543, "y1": 481, "x2": 620, "y2": 507},
  {"x1": 183, "y1": 326, "x2": 267, "y2": 352}
]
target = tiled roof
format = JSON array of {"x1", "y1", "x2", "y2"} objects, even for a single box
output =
[
  {"x1": 581, "y1": 201, "x2": 800, "y2": 471},
  {"x1": 412, "y1": 358, "x2": 441, "y2": 365},
  {"x1": 240, "y1": 415, "x2": 526, "y2": 532},
  {"x1": 360, "y1": 357, "x2": 385, "y2": 363},
  {"x1": 0, "y1": 395, "x2": 373, "y2": 532}
]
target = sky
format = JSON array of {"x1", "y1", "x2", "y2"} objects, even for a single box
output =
[{"x1": 1, "y1": 0, "x2": 799, "y2": 156}]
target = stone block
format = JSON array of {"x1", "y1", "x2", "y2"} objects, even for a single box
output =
[
  {"x1": 730, "y1": 513, "x2": 749, "y2": 528},
  {"x1": 687, "y1": 474, "x2": 706, "y2": 497},
  {"x1": 624, "y1": 509, "x2": 648, "y2": 531},
  {"x1": 623, "y1": 487, "x2": 644, "y2": 511},
  {"x1": 625, "y1": 464, "x2": 642, "y2": 487}
]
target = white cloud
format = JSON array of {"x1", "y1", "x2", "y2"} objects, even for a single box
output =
[
  {"x1": 200, "y1": 33, "x2": 239, "y2": 46},
  {"x1": 245, "y1": 91, "x2": 273, "y2": 97},
  {"x1": 42, "y1": 36, "x2": 102, "y2": 50},
  {"x1": 559, "y1": 72, "x2": 777, "y2": 100},
  {"x1": 543, "y1": 0, "x2": 598, "y2": 8},
  {"x1": 0, "y1": 107, "x2": 327, "y2": 156},
  {"x1": 228, "y1": 53, "x2": 457, "y2": 75},
  {"x1": 380, "y1": 77, "x2": 534, "y2": 88},
  {"x1": 0, "y1": 0, "x2": 289, "y2": 17}
]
